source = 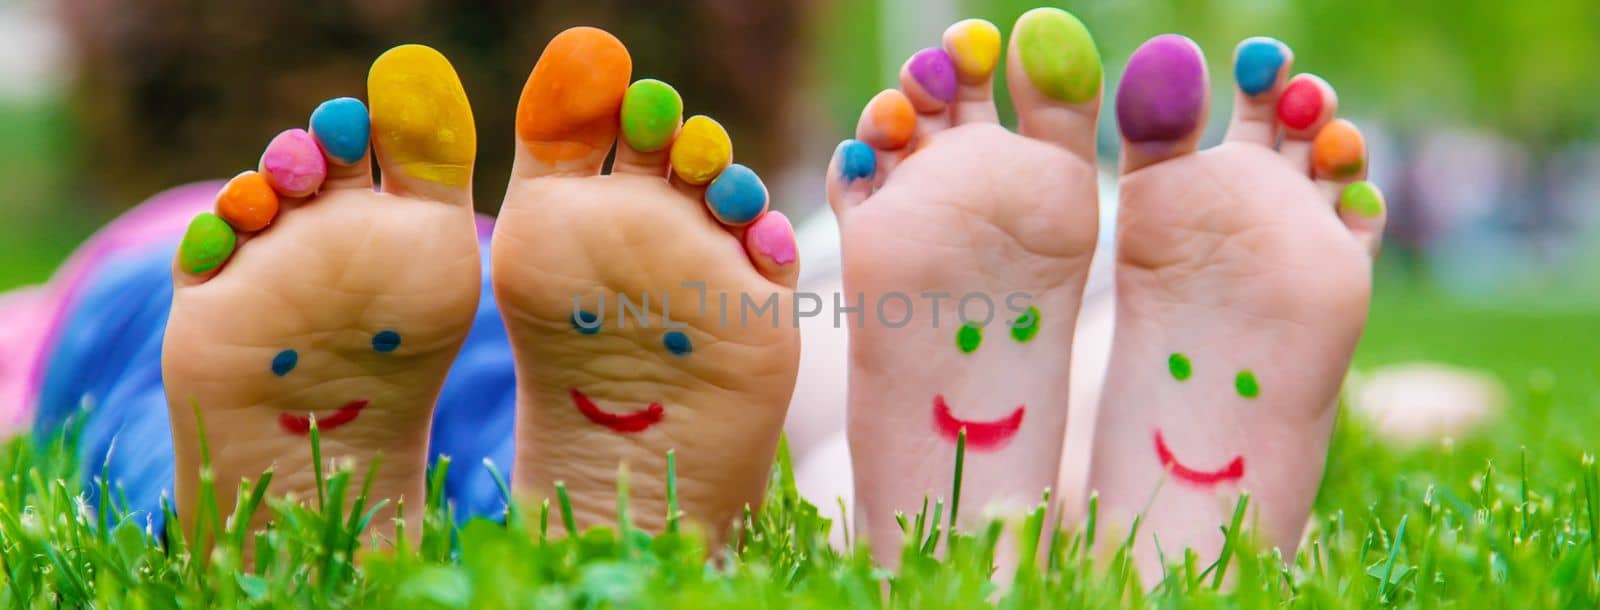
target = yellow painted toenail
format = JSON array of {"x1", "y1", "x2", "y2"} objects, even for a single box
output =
[
  {"x1": 670, "y1": 115, "x2": 732, "y2": 185},
  {"x1": 368, "y1": 44, "x2": 476, "y2": 187},
  {"x1": 944, "y1": 19, "x2": 1001, "y2": 82}
]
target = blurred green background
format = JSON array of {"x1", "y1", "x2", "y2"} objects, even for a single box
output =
[{"x1": 3, "y1": 0, "x2": 1599, "y2": 407}]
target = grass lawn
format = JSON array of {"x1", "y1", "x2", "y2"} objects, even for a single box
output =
[{"x1": 1, "y1": 273, "x2": 1597, "y2": 608}]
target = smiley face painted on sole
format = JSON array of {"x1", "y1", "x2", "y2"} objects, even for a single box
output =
[
  {"x1": 565, "y1": 311, "x2": 692, "y2": 433},
  {"x1": 930, "y1": 306, "x2": 1041, "y2": 452},
  {"x1": 273, "y1": 330, "x2": 404, "y2": 435},
  {"x1": 1153, "y1": 352, "x2": 1258, "y2": 487}
]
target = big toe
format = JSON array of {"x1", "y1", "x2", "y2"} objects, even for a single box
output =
[
  {"x1": 1006, "y1": 7, "x2": 1103, "y2": 159},
  {"x1": 514, "y1": 26, "x2": 633, "y2": 178},
  {"x1": 368, "y1": 44, "x2": 477, "y2": 206},
  {"x1": 1116, "y1": 34, "x2": 1210, "y2": 173}
]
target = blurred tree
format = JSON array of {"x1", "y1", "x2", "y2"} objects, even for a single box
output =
[{"x1": 59, "y1": 0, "x2": 806, "y2": 214}]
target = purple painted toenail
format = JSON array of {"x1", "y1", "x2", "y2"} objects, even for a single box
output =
[
  {"x1": 908, "y1": 48, "x2": 958, "y2": 103},
  {"x1": 1116, "y1": 35, "x2": 1206, "y2": 143}
]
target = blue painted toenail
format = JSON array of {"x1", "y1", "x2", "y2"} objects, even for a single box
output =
[
  {"x1": 705, "y1": 163, "x2": 768, "y2": 226},
  {"x1": 272, "y1": 349, "x2": 298, "y2": 376},
  {"x1": 572, "y1": 310, "x2": 601, "y2": 334},
  {"x1": 310, "y1": 97, "x2": 371, "y2": 165},
  {"x1": 372, "y1": 330, "x2": 402, "y2": 353},
  {"x1": 838, "y1": 139, "x2": 876, "y2": 183},
  {"x1": 1234, "y1": 38, "x2": 1285, "y2": 96},
  {"x1": 663, "y1": 331, "x2": 692, "y2": 355}
]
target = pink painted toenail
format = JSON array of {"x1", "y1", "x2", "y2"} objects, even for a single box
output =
[
  {"x1": 746, "y1": 211, "x2": 796, "y2": 265},
  {"x1": 260, "y1": 128, "x2": 327, "y2": 197}
]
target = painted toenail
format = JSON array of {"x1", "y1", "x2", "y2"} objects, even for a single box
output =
[
  {"x1": 1234, "y1": 38, "x2": 1285, "y2": 96},
  {"x1": 838, "y1": 139, "x2": 876, "y2": 183},
  {"x1": 310, "y1": 97, "x2": 370, "y2": 165},
  {"x1": 518, "y1": 27, "x2": 632, "y2": 162},
  {"x1": 1340, "y1": 181, "x2": 1384, "y2": 218},
  {"x1": 670, "y1": 115, "x2": 732, "y2": 185},
  {"x1": 944, "y1": 19, "x2": 1001, "y2": 81},
  {"x1": 1313, "y1": 119, "x2": 1366, "y2": 177},
  {"x1": 178, "y1": 212, "x2": 237, "y2": 274},
  {"x1": 1015, "y1": 8, "x2": 1102, "y2": 104},
  {"x1": 372, "y1": 330, "x2": 402, "y2": 353},
  {"x1": 620, "y1": 79, "x2": 682, "y2": 153},
  {"x1": 706, "y1": 163, "x2": 768, "y2": 226},
  {"x1": 747, "y1": 211, "x2": 797, "y2": 265},
  {"x1": 1277, "y1": 77, "x2": 1323, "y2": 130},
  {"x1": 663, "y1": 330, "x2": 692, "y2": 356},
  {"x1": 865, "y1": 90, "x2": 915, "y2": 149},
  {"x1": 1116, "y1": 35, "x2": 1206, "y2": 143},
  {"x1": 215, "y1": 170, "x2": 279, "y2": 232},
  {"x1": 908, "y1": 48, "x2": 958, "y2": 102},
  {"x1": 369, "y1": 44, "x2": 476, "y2": 187},
  {"x1": 260, "y1": 129, "x2": 327, "y2": 196}
]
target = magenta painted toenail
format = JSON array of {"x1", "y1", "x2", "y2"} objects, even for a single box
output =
[
  {"x1": 746, "y1": 211, "x2": 797, "y2": 265},
  {"x1": 260, "y1": 128, "x2": 327, "y2": 197},
  {"x1": 1116, "y1": 34, "x2": 1206, "y2": 143},
  {"x1": 908, "y1": 48, "x2": 958, "y2": 103}
]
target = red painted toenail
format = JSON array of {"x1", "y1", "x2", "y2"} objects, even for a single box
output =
[{"x1": 1276, "y1": 78, "x2": 1323, "y2": 130}]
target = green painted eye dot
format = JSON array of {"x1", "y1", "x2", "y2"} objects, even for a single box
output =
[
  {"x1": 1010, "y1": 306, "x2": 1041, "y2": 343},
  {"x1": 1235, "y1": 370, "x2": 1261, "y2": 398},
  {"x1": 1168, "y1": 353, "x2": 1192, "y2": 381},
  {"x1": 956, "y1": 322, "x2": 983, "y2": 354}
]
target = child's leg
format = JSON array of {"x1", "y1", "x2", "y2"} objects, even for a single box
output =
[{"x1": 1090, "y1": 35, "x2": 1384, "y2": 579}]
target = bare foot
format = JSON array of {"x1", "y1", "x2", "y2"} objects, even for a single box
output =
[
  {"x1": 829, "y1": 9, "x2": 1103, "y2": 567},
  {"x1": 492, "y1": 27, "x2": 801, "y2": 544},
  {"x1": 1088, "y1": 35, "x2": 1387, "y2": 579},
  {"x1": 162, "y1": 44, "x2": 481, "y2": 545}
]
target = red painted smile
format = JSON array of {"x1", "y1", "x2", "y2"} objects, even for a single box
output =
[
  {"x1": 931, "y1": 394, "x2": 1025, "y2": 451},
  {"x1": 571, "y1": 388, "x2": 664, "y2": 433},
  {"x1": 1153, "y1": 430, "x2": 1244, "y2": 486},
  {"x1": 279, "y1": 400, "x2": 369, "y2": 435}
]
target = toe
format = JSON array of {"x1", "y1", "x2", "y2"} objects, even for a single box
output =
[
  {"x1": 826, "y1": 138, "x2": 877, "y2": 216},
  {"x1": 368, "y1": 44, "x2": 477, "y2": 205},
  {"x1": 1222, "y1": 37, "x2": 1293, "y2": 146},
  {"x1": 215, "y1": 170, "x2": 280, "y2": 233},
  {"x1": 309, "y1": 96, "x2": 374, "y2": 189},
  {"x1": 898, "y1": 48, "x2": 957, "y2": 137},
  {"x1": 705, "y1": 163, "x2": 769, "y2": 227},
  {"x1": 613, "y1": 79, "x2": 684, "y2": 176},
  {"x1": 670, "y1": 115, "x2": 733, "y2": 187},
  {"x1": 854, "y1": 89, "x2": 916, "y2": 177},
  {"x1": 175, "y1": 212, "x2": 238, "y2": 283},
  {"x1": 1337, "y1": 181, "x2": 1387, "y2": 257},
  {"x1": 514, "y1": 27, "x2": 632, "y2": 178},
  {"x1": 1006, "y1": 7, "x2": 1103, "y2": 159},
  {"x1": 1275, "y1": 74, "x2": 1339, "y2": 171},
  {"x1": 941, "y1": 18, "x2": 1002, "y2": 124},
  {"x1": 258, "y1": 128, "x2": 327, "y2": 199},
  {"x1": 743, "y1": 210, "x2": 800, "y2": 288},
  {"x1": 1312, "y1": 119, "x2": 1367, "y2": 183},
  {"x1": 1116, "y1": 34, "x2": 1210, "y2": 173}
]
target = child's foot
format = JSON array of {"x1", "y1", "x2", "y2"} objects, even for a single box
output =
[
  {"x1": 162, "y1": 45, "x2": 481, "y2": 544},
  {"x1": 1088, "y1": 35, "x2": 1386, "y2": 578},
  {"x1": 492, "y1": 28, "x2": 801, "y2": 543},
  {"x1": 829, "y1": 10, "x2": 1102, "y2": 566}
]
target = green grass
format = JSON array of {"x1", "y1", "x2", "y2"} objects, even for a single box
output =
[{"x1": 2, "y1": 278, "x2": 1598, "y2": 607}]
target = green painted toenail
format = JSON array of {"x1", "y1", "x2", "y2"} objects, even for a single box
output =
[
  {"x1": 621, "y1": 79, "x2": 683, "y2": 153},
  {"x1": 1015, "y1": 8, "x2": 1102, "y2": 104},
  {"x1": 1340, "y1": 181, "x2": 1385, "y2": 219},
  {"x1": 178, "y1": 212, "x2": 236, "y2": 274},
  {"x1": 1010, "y1": 306, "x2": 1041, "y2": 343},
  {"x1": 1235, "y1": 370, "x2": 1261, "y2": 398},
  {"x1": 1168, "y1": 352, "x2": 1192, "y2": 381},
  {"x1": 956, "y1": 322, "x2": 983, "y2": 354}
]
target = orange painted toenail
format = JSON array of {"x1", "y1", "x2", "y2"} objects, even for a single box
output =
[
  {"x1": 517, "y1": 27, "x2": 632, "y2": 163},
  {"x1": 215, "y1": 170, "x2": 280, "y2": 232},
  {"x1": 864, "y1": 90, "x2": 915, "y2": 150},
  {"x1": 1312, "y1": 119, "x2": 1365, "y2": 178}
]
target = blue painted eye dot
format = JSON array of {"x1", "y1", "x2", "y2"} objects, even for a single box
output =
[
  {"x1": 271, "y1": 349, "x2": 298, "y2": 377},
  {"x1": 571, "y1": 310, "x2": 601, "y2": 335},
  {"x1": 372, "y1": 330, "x2": 402, "y2": 353},
  {"x1": 663, "y1": 331, "x2": 692, "y2": 356}
]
